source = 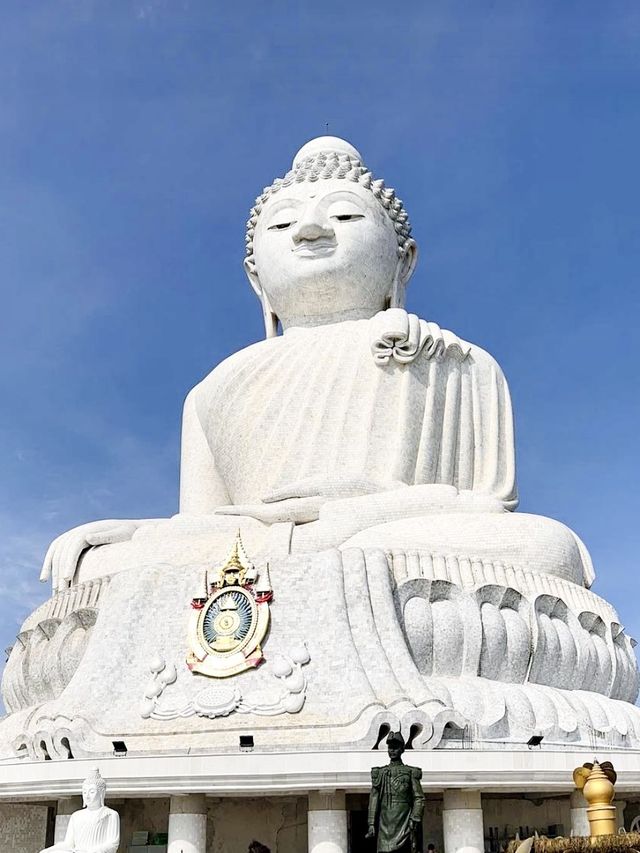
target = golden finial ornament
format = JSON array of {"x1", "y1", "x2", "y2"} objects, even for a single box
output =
[{"x1": 573, "y1": 760, "x2": 617, "y2": 837}]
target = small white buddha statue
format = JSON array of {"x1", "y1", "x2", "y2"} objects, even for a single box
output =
[{"x1": 41, "y1": 768, "x2": 119, "y2": 853}]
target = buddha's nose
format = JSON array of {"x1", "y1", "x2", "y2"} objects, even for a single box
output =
[{"x1": 292, "y1": 206, "x2": 334, "y2": 243}]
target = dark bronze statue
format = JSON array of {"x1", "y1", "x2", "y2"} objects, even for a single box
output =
[{"x1": 366, "y1": 731, "x2": 425, "y2": 853}]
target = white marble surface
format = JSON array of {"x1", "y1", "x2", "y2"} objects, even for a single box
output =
[
  {"x1": 168, "y1": 796, "x2": 207, "y2": 853},
  {"x1": 308, "y1": 794, "x2": 348, "y2": 853},
  {"x1": 442, "y1": 790, "x2": 484, "y2": 853}
]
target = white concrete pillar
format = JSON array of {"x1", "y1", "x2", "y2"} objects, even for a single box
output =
[
  {"x1": 442, "y1": 789, "x2": 484, "y2": 853},
  {"x1": 308, "y1": 791, "x2": 348, "y2": 853},
  {"x1": 617, "y1": 800, "x2": 627, "y2": 832},
  {"x1": 54, "y1": 796, "x2": 82, "y2": 844},
  {"x1": 570, "y1": 789, "x2": 589, "y2": 837},
  {"x1": 168, "y1": 794, "x2": 207, "y2": 853}
]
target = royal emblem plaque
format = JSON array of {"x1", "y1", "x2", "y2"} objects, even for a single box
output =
[{"x1": 187, "y1": 533, "x2": 272, "y2": 678}]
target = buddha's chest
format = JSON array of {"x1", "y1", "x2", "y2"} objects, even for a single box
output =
[
  {"x1": 204, "y1": 333, "x2": 420, "y2": 501},
  {"x1": 72, "y1": 809, "x2": 107, "y2": 841}
]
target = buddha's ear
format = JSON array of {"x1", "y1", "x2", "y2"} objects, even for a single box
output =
[
  {"x1": 390, "y1": 240, "x2": 418, "y2": 308},
  {"x1": 243, "y1": 257, "x2": 279, "y2": 338},
  {"x1": 398, "y1": 239, "x2": 418, "y2": 287},
  {"x1": 244, "y1": 256, "x2": 262, "y2": 299}
]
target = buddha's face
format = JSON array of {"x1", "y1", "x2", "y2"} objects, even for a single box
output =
[
  {"x1": 82, "y1": 781, "x2": 103, "y2": 810},
  {"x1": 246, "y1": 179, "x2": 416, "y2": 328}
]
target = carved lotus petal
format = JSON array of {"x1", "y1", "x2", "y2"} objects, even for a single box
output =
[
  {"x1": 149, "y1": 655, "x2": 165, "y2": 674},
  {"x1": 289, "y1": 644, "x2": 310, "y2": 665},
  {"x1": 159, "y1": 663, "x2": 177, "y2": 685},
  {"x1": 140, "y1": 698, "x2": 155, "y2": 719},
  {"x1": 271, "y1": 657, "x2": 293, "y2": 678},
  {"x1": 282, "y1": 692, "x2": 305, "y2": 714},
  {"x1": 144, "y1": 679, "x2": 163, "y2": 699},
  {"x1": 284, "y1": 669, "x2": 305, "y2": 694}
]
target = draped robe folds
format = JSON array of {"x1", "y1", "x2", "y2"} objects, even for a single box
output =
[
  {"x1": 189, "y1": 313, "x2": 517, "y2": 511},
  {"x1": 43, "y1": 806, "x2": 120, "y2": 853}
]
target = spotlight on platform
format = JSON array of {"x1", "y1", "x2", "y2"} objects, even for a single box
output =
[
  {"x1": 527, "y1": 735, "x2": 543, "y2": 749},
  {"x1": 239, "y1": 735, "x2": 254, "y2": 752},
  {"x1": 112, "y1": 740, "x2": 128, "y2": 757}
]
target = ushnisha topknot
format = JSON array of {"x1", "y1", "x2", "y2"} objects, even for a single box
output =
[{"x1": 245, "y1": 136, "x2": 413, "y2": 273}]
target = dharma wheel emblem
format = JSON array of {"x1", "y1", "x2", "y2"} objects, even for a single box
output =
[{"x1": 187, "y1": 532, "x2": 272, "y2": 678}]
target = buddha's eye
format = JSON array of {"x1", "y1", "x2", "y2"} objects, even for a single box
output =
[
  {"x1": 268, "y1": 220, "x2": 296, "y2": 231},
  {"x1": 331, "y1": 213, "x2": 364, "y2": 222}
]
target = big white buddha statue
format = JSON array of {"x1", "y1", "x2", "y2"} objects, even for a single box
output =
[
  {"x1": 40, "y1": 768, "x2": 119, "y2": 853},
  {"x1": 40, "y1": 136, "x2": 590, "y2": 593},
  {"x1": 2, "y1": 136, "x2": 638, "y2": 756}
]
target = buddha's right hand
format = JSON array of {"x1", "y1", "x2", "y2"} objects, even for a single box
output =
[
  {"x1": 40, "y1": 519, "x2": 144, "y2": 590},
  {"x1": 216, "y1": 496, "x2": 323, "y2": 524}
]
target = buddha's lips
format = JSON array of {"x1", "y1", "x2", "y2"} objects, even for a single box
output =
[{"x1": 292, "y1": 240, "x2": 336, "y2": 257}]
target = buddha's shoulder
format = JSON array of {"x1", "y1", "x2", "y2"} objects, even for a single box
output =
[
  {"x1": 415, "y1": 321, "x2": 505, "y2": 375},
  {"x1": 449, "y1": 334, "x2": 502, "y2": 370},
  {"x1": 73, "y1": 805, "x2": 119, "y2": 820},
  {"x1": 188, "y1": 337, "x2": 284, "y2": 399}
]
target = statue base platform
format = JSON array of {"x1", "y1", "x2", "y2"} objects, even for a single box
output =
[{"x1": 2, "y1": 546, "x2": 640, "y2": 764}]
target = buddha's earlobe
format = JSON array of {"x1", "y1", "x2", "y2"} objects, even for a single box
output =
[
  {"x1": 389, "y1": 273, "x2": 405, "y2": 309},
  {"x1": 243, "y1": 257, "x2": 279, "y2": 338},
  {"x1": 389, "y1": 240, "x2": 418, "y2": 309},
  {"x1": 260, "y1": 292, "x2": 279, "y2": 338}
]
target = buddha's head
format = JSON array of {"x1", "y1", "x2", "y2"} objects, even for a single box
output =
[
  {"x1": 245, "y1": 137, "x2": 418, "y2": 336},
  {"x1": 82, "y1": 767, "x2": 107, "y2": 810}
]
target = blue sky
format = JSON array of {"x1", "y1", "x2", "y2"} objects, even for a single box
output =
[{"x1": 1, "y1": 2, "x2": 639, "y2": 704}]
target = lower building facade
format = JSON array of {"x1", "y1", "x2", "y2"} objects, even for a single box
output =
[{"x1": 2, "y1": 747, "x2": 640, "y2": 853}]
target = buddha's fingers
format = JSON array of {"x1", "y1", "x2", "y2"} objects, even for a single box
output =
[
  {"x1": 47, "y1": 520, "x2": 122, "y2": 589},
  {"x1": 262, "y1": 480, "x2": 323, "y2": 501},
  {"x1": 56, "y1": 534, "x2": 93, "y2": 587},
  {"x1": 40, "y1": 538, "x2": 57, "y2": 582}
]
